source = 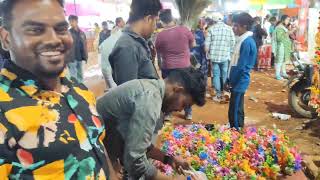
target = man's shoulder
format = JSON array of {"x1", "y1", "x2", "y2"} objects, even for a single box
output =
[
  {"x1": 242, "y1": 37, "x2": 257, "y2": 51},
  {"x1": 243, "y1": 36, "x2": 256, "y2": 45},
  {"x1": 114, "y1": 32, "x2": 137, "y2": 48}
]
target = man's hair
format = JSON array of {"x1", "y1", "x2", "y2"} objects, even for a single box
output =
[
  {"x1": 254, "y1": 17, "x2": 261, "y2": 23},
  {"x1": 159, "y1": 9, "x2": 172, "y2": 24},
  {"x1": 276, "y1": 15, "x2": 290, "y2": 27},
  {"x1": 269, "y1": 16, "x2": 277, "y2": 23},
  {"x1": 280, "y1": 15, "x2": 289, "y2": 22},
  {"x1": 128, "y1": 0, "x2": 162, "y2": 23},
  {"x1": 167, "y1": 68, "x2": 206, "y2": 106},
  {"x1": 0, "y1": 0, "x2": 64, "y2": 30},
  {"x1": 233, "y1": 12, "x2": 254, "y2": 31},
  {"x1": 102, "y1": 21, "x2": 108, "y2": 26},
  {"x1": 68, "y1": 15, "x2": 78, "y2": 22},
  {"x1": 115, "y1": 17, "x2": 123, "y2": 26}
]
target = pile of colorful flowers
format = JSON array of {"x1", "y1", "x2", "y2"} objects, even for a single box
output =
[{"x1": 156, "y1": 124, "x2": 302, "y2": 179}]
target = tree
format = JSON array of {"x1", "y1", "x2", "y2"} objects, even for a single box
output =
[{"x1": 175, "y1": 0, "x2": 212, "y2": 28}]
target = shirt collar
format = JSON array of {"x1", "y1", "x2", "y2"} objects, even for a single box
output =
[
  {"x1": 123, "y1": 26, "x2": 151, "y2": 57},
  {"x1": 2, "y1": 60, "x2": 69, "y2": 97},
  {"x1": 123, "y1": 26, "x2": 147, "y2": 42}
]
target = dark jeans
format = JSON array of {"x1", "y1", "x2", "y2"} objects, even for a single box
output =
[
  {"x1": 161, "y1": 68, "x2": 192, "y2": 116},
  {"x1": 228, "y1": 92, "x2": 245, "y2": 130}
]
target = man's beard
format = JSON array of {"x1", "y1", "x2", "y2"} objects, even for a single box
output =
[{"x1": 36, "y1": 63, "x2": 66, "y2": 79}]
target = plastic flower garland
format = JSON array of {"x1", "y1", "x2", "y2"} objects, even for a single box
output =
[
  {"x1": 310, "y1": 10, "x2": 320, "y2": 116},
  {"x1": 156, "y1": 124, "x2": 302, "y2": 180}
]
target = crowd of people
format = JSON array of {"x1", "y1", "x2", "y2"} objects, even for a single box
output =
[{"x1": 0, "y1": 0, "x2": 301, "y2": 179}]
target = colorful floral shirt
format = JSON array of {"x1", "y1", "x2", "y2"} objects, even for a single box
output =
[{"x1": 0, "y1": 61, "x2": 108, "y2": 179}]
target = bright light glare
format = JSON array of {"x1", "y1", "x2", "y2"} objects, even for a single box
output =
[{"x1": 225, "y1": 0, "x2": 249, "y2": 12}]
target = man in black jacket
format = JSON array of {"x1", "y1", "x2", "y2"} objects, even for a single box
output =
[
  {"x1": 109, "y1": 0, "x2": 162, "y2": 85},
  {"x1": 67, "y1": 15, "x2": 88, "y2": 83}
]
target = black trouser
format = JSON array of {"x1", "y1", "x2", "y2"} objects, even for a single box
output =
[{"x1": 228, "y1": 92, "x2": 245, "y2": 130}]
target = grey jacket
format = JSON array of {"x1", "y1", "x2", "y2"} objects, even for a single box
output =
[
  {"x1": 69, "y1": 28, "x2": 88, "y2": 62},
  {"x1": 109, "y1": 27, "x2": 159, "y2": 85},
  {"x1": 97, "y1": 79, "x2": 165, "y2": 179}
]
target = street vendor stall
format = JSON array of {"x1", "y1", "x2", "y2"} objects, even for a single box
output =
[{"x1": 155, "y1": 124, "x2": 303, "y2": 179}]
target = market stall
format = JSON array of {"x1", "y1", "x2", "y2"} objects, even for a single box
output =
[{"x1": 155, "y1": 124, "x2": 302, "y2": 179}]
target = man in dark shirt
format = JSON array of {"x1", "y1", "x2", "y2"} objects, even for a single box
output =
[
  {"x1": 67, "y1": 15, "x2": 88, "y2": 83},
  {"x1": 109, "y1": 0, "x2": 162, "y2": 85},
  {"x1": 99, "y1": 21, "x2": 111, "y2": 46},
  {"x1": 0, "y1": 0, "x2": 115, "y2": 178}
]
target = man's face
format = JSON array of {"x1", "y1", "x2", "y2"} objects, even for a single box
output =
[
  {"x1": 118, "y1": 19, "x2": 125, "y2": 28},
  {"x1": 0, "y1": 0, "x2": 73, "y2": 79},
  {"x1": 69, "y1": 19, "x2": 78, "y2": 29},
  {"x1": 284, "y1": 17, "x2": 291, "y2": 26},
  {"x1": 103, "y1": 24, "x2": 108, "y2": 30},
  {"x1": 232, "y1": 23, "x2": 246, "y2": 36},
  {"x1": 162, "y1": 86, "x2": 193, "y2": 113},
  {"x1": 142, "y1": 15, "x2": 159, "y2": 39}
]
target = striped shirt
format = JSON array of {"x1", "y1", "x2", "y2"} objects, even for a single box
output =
[{"x1": 205, "y1": 22, "x2": 236, "y2": 63}]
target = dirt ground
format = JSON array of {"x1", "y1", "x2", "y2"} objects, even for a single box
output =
[{"x1": 83, "y1": 52, "x2": 319, "y2": 179}]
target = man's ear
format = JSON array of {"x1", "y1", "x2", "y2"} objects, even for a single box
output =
[
  {"x1": 144, "y1": 15, "x2": 154, "y2": 23},
  {"x1": 172, "y1": 85, "x2": 184, "y2": 93},
  {"x1": 0, "y1": 27, "x2": 11, "y2": 51}
]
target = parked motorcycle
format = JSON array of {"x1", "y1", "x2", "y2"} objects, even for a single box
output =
[{"x1": 287, "y1": 51, "x2": 317, "y2": 118}]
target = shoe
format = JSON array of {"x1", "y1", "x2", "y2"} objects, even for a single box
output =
[
  {"x1": 212, "y1": 96, "x2": 221, "y2": 103},
  {"x1": 282, "y1": 75, "x2": 289, "y2": 79},
  {"x1": 219, "y1": 96, "x2": 228, "y2": 104},
  {"x1": 185, "y1": 114, "x2": 192, "y2": 120},
  {"x1": 164, "y1": 114, "x2": 172, "y2": 121},
  {"x1": 206, "y1": 93, "x2": 211, "y2": 98}
]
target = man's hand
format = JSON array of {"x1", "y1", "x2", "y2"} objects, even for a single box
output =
[
  {"x1": 172, "y1": 156, "x2": 191, "y2": 174},
  {"x1": 224, "y1": 79, "x2": 231, "y2": 92}
]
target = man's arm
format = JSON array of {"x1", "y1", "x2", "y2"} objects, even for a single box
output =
[
  {"x1": 205, "y1": 29, "x2": 212, "y2": 54},
  {"x1": 122, "y1": 92, "x2": 161, "y2": 179},
  {"x1": 110, "y1": 46, "x2": 139, "y2": 85},
  {"x1": 186, "y1": 28, "x2": 196, "y2": 48},
  {"x1": 103, "y1": 147, "x2": 119, "y2": 180},
  {"x1": 82, "y1": 32, "x2": 88, "y2": 61},
  {"x1": 230, "y1": 29, "x2": 236, "y2": 56}
]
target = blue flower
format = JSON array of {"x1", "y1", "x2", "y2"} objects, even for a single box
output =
[{"x1": 199, "y1": 151, "x2": 208, "y2": 160}]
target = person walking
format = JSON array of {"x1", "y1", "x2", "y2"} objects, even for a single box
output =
[
  {"x1": 205, "y1": 13, "x2": 235, "y2": 102},
  {"x1": 228, "y1": 12, "x2": 257, "y2": 130},
  {"x1": 68, "y1": 15, "x2": 88, "y2": 83},
  {"x1": 155, "y1": 9, "x2": 195, "y2": 120},
  {"x1": 100, "y1": 17, "x2": 125, "y2": 89},
  {"x1": 99, "y1": 21, "x2": 111, "y2": 46},
  {"x1": 273, "y1": 15, "x2": 293, "y2": 80}
]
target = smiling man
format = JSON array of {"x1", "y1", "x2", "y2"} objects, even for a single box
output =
[
  {"x1": 97, "y1": 68, "x2": 206, "y2": 180},
  {"x1": 0, "y1": 0, "x2": 114, "y2": 179}
]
